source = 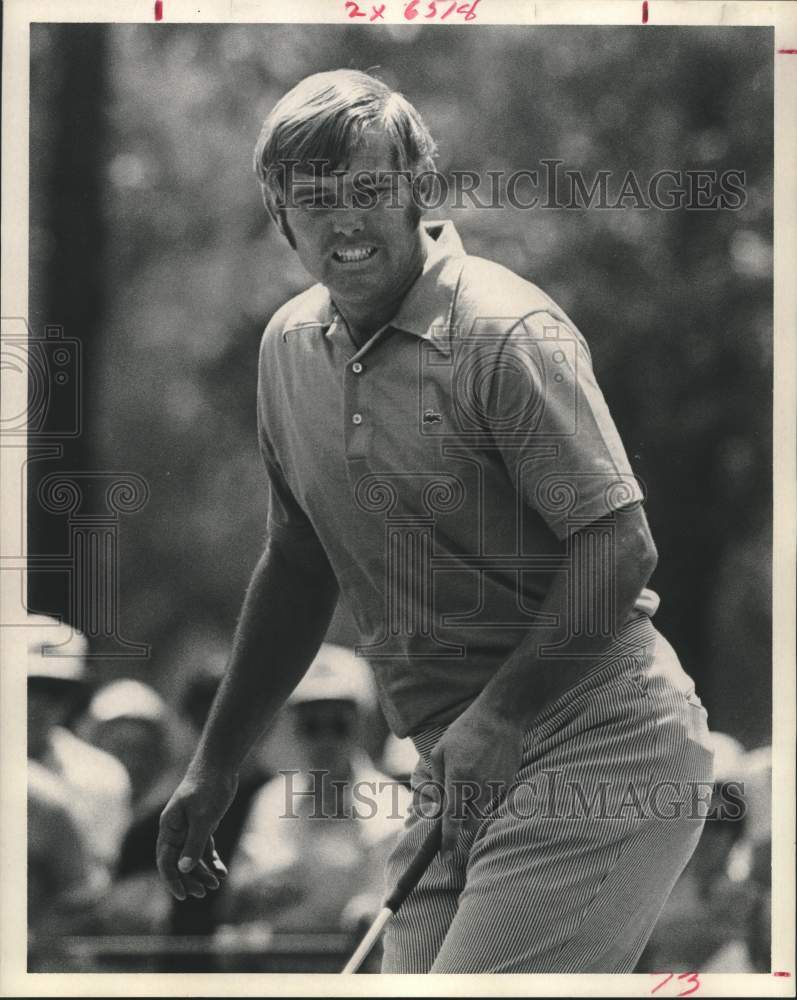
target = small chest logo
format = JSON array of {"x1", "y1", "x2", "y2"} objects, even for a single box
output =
[{"x1": 422, "y1": 408, "x2": 443, "y2": 425}]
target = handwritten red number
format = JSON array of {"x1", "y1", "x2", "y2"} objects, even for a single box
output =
[
  {"x1": 440, "y1": 1, "x2": 457, "y2": 16},
  {"x1": 345, "y1": 1, "x2": 366, "y2": 16},
  {"x1": 650, "y1": 973, "x2": 701, "y2": 997},
  {"x1": 677, "y1": 972, "x2": 701, "y2": 997},
  {"x1": 370, "y1": 3, "x2": 385, "y2": 17},
  {"x1": 457, "y1": 0, "x2": 480, "y2": 19},
  {"x1": 651, "y1": 974, "x2": 674, "y2": 995},
  {"x1": 404, "y1": 0, "x2": 419, "y2": 18},
  {"x1": 425, "y1": 1, "x2": 437, "y2": 15}
]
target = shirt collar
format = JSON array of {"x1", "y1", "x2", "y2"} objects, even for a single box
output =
[
  {"x1": 285, "y1": 220, "x2": 467, "y2": 354},
  {"x1": 386, "y1": 219, "x2": 466, "y2": 347}
]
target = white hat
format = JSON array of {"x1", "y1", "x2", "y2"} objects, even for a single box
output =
[
  {"x1": 709, "y1": 731, "x2": 747, "y2": 783},
  {"x1": 288, "y1": 644, "x2": 376, "y2": 712},
  {"x1": 88, "y1": 679, "x2": 167, "y2": 724},
  {"x1": 381, "y1": 733, "x2": 418, "y2": 779},
  {"x1": 26, "y1": 613, "x2": 88, "y2": 683}
]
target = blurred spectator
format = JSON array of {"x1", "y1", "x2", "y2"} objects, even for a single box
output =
[
  {"x1": 638, "y1": 732, "x2": 771, "y2": 972},
  {"x1": 78, "y1": 679, "x2": 184, "y2": 935},
  {"x1": 707, "y1": 744, "x2": 772, "y2": 972},
  {"x1": 78, "y1": 662, "x2": 271, "y2": 961},
  {"x1": 28, "y1": 760, "x2": 108, "y2": 969},
  {"x1": 81, "y1": 679, "x2": 175, "y2": 808},
  {"x1": 221, "y1": 645, "x2": 410, "y2": 947},
  {"x1": 167, "y1": 662, "x2": 272, "y2": 949},
  {"x1": 27, "y1": 615, "x2": 132, "y2": 884}
]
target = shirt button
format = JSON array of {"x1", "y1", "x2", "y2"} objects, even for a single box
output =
[
  {"x1": 352, "y1": 413, "x2": 363, "y2": 425},
  {"x1": 352, "y1": 362, "x2": 364, "y2": 374}
]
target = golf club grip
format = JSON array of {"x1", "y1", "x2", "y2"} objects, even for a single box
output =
[{"x1": 385, "y1": 817, "x2": 443, "y2": 913}]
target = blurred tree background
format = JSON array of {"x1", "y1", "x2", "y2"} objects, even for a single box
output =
[{"x1": 29, "y1": 24, "x2": 772, "y2": 747}]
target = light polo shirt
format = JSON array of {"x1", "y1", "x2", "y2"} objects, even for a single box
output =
[{"x1": 257, "y1": 220, "x2": 660, "y2": 738}]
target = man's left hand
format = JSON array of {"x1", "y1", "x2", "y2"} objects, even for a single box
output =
[{"x1": 429, "y1": 705, "x2": 525, "y2": 860}]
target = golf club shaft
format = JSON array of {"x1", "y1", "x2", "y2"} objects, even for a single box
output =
[
  {"x1": 341, "y1": 817, "x2": 443, "y2": 973},
  {"x1": 341, "y1": 906, "x2": 392, "y2": 974}
]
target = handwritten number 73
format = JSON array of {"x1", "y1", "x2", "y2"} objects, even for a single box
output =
[{"x1": 651, "y1": 972, "x2": 701, "y2": 997}]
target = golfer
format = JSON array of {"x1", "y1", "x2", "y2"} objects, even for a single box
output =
[{"x1": 157, "y1": 69, "x2": 714, "y2": 973}]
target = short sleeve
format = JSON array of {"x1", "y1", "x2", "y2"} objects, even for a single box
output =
[
  {"x1": 257, "y1": 334, "x2": 317, "y2": 542},
  {"x1": 486, "y1": 309, "x2": 644, "y2": 540}
]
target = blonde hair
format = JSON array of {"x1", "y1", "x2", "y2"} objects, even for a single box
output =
[{"x1": 253, "y1": 69, "x2": 437, "y2": 216}]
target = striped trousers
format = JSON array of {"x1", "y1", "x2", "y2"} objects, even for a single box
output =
[{"x1": 380, "y1": 618, "x2": 715, "y2": 973}]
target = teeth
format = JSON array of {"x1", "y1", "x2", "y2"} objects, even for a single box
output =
[{"x1": 334, "y1": 247, "x2": 376, "y2": 262}]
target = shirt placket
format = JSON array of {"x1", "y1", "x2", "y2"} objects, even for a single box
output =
[{"x1": 332, "y1": 314, "x2": 389, "y2": 462}]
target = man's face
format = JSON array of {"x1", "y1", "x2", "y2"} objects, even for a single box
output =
[
  {"x1": 291, "y1": 698, "x2": 358, "y2": 776},
  {"x1": 279, "y1": 130, "x2": 425, "y2": 312},
  {"x1": 92, "y1": 717, "x2": 164, "y2": 800}
]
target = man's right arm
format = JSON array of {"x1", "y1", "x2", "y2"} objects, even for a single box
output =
[{"x1": 156, "y1": 528, "x2": 339, "y2": 900}]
